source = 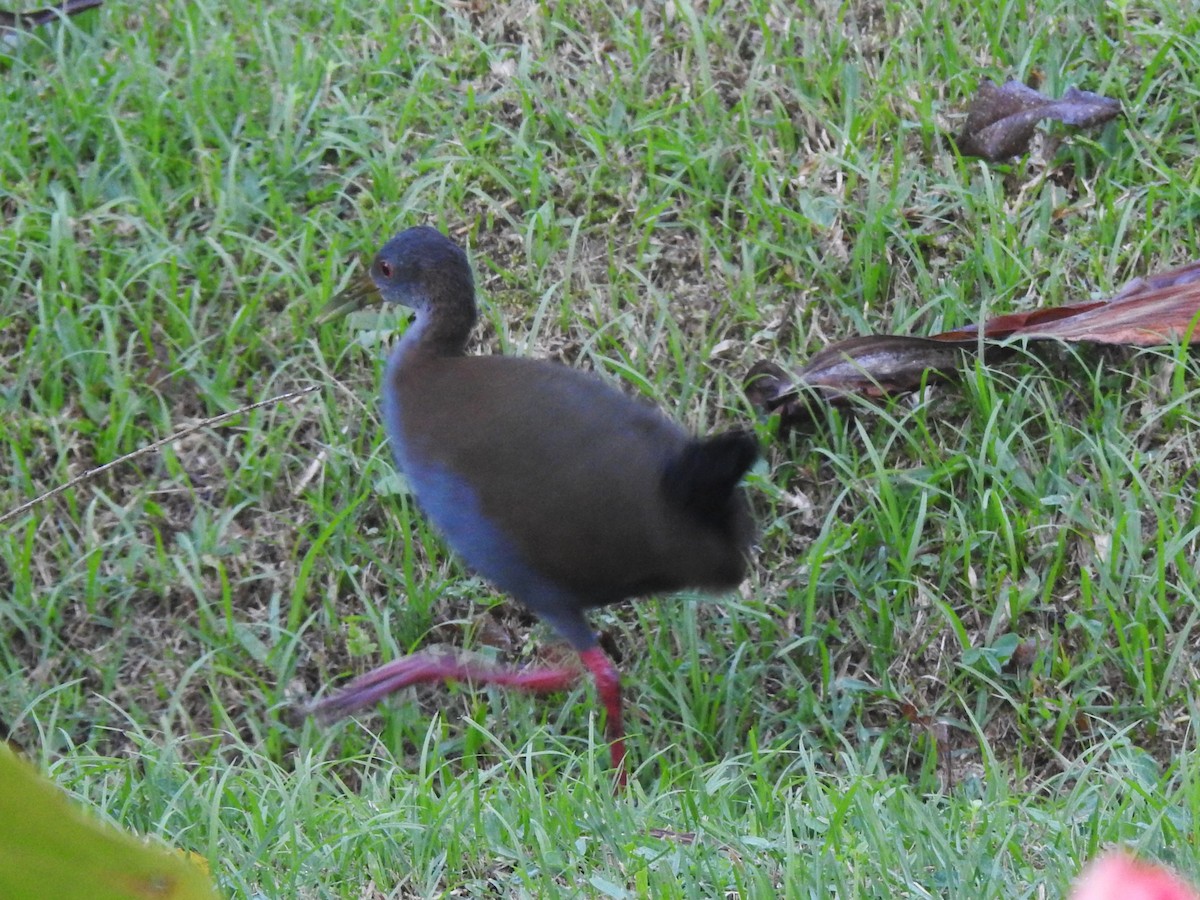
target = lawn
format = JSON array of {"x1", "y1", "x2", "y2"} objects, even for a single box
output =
[{"x1": 2, "y1": 0, "x2": 1198, "y2": 896}]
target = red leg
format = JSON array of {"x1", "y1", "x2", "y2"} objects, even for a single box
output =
[
  {"x1": 310, "y1": 647, "x2": 628, "y2": 788},
  {"x1": 578, "y1": 647, "x2": 627, "y2": 788},
  {"x1": 309, "y1": 652, "x2": 583, "y2": 723}
]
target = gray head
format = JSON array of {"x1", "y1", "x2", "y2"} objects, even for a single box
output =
[
  {"x1": 369, "y1": 226, "x2": 474, "y2": 312},
  {"x1": 318, "y1": 226, "x2": 476, "y2": 326}
]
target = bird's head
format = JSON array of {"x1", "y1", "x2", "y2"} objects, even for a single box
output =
[{"x1": 318, "y1": 226, "x2": 474, "y2": 322}]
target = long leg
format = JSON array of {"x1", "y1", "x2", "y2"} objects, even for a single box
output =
[
  {"x1": 309, "y1": 645, "x2": 628, "y2": 786},
  {"x1": 308, "y1": 652, "x2": 584, "y2": 721}
]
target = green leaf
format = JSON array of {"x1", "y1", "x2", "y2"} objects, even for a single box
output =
[{"x1": 0, "y1": 745, "x2": 217, "y2": 900}]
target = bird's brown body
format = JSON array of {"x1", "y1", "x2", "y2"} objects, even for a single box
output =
[{"x1": 391, "y1": 355, "x2": 752, "y2": 622}]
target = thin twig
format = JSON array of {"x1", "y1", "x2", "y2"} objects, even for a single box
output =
[{"x1": 0, "y1": 385, "x2": 321, "y2": 527}]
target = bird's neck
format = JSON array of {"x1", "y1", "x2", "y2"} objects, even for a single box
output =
[{"x1": 395, "y1": 295, "x2": 477, "y2": 362}]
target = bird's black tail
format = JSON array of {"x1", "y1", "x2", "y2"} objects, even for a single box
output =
[{"x1": 660, "y1": 430, "x2": 758, "y2": 529}]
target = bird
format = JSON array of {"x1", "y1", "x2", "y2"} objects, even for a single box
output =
[
  {"x1": 0, "y1": 0, "x2": 101, "y2": 50},
  {"x1": 311, "y1": 225, "x2": 758, "y2": 786}
]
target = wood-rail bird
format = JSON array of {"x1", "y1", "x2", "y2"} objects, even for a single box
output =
[{"x1": 311, "y1": 226, "x2": 757, "y2": 787}]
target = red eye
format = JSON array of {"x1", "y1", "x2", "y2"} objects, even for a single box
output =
[{"x1": 379, "y1": 260, "x2": 393, "y2": 277}]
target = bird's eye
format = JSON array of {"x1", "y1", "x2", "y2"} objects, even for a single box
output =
[{"x1": 378, "y1": 260, "x2": 394, "y2": 278}]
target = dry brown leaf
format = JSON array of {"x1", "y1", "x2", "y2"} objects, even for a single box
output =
[
  {"x1": 957, "y1": 79, "x2": 1122, "y2": 161},
  {"x1": 746, "y1": 258, "x2": 1200, "y2": 434}
]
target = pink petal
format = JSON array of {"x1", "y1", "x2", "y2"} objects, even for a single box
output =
[{"x1": 1071, "y1": 852, "x2": 1199, "y2": 900}]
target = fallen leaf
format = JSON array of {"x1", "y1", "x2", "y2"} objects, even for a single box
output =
[
  {"x1": 789, "y1": 335, "x2": 972, "y2": 397},
  {"x1": 746, "y1": 258, "x2": 1200, "y2": 433},
  {"x1": 1, "y1": 0, "x2": 101, "y2": 49},
  {"x1": 937, "y1": 259, "x2": 1200, "y2": 344},
  {"x1": 745, "y1": 336, "x2": 975, "y2": 432},
  {"x1": 957, "y1": 79, "x2": 1121, "y2": 161}
]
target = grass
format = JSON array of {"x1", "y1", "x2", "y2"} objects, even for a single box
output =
[{"x1": 2, "y1": 0, "x2": 1199, "y2": 895}]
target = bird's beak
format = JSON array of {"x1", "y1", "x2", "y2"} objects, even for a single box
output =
[{"x1": 316, "y1": 270, "x2": 381, "y2": 323}]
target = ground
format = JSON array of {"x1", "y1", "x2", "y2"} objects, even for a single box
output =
[{"x1": 1, "y1": 0, "x2": 1198, "y2": 896}]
